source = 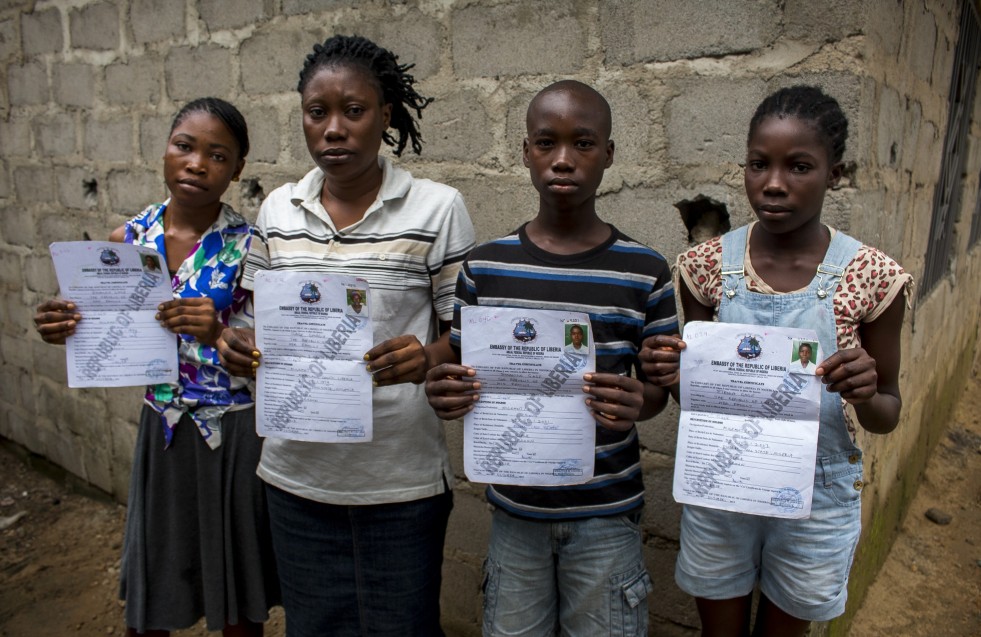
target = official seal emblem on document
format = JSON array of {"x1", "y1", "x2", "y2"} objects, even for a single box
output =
[
  {"x1": 299, "y1": 282, "x2": 322, "y2": 304},
  {"x1": 99, "y1": 248, "x2": 120, "y2": 266},
  {"x1": 770, "y1": 486, "x2": 803, "y2": 513},
  {"x1": 735, "y1": 333, "x2": 763, "y2": 359},
  {"x1": 512, "y1": 318, "x2": 538, "y2": 343}
]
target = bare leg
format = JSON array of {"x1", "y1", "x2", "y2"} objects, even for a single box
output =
[
  {"x1": 696, "y1": 595, "x2": 753, "y2": 637},
  {"x1": 751, "y1": 594, "x2": 810, "y2": 637},
  {"x1": 223, "y1": 620, "x2": 264, "y2": 637}
]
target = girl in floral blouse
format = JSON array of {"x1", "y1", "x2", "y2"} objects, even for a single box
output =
[
  {"x1": 34, "y1": 98, "x2": 278, "y2": 637},
  {"x1": 641, "y1": 86, "x2": 911, "y2": 637}
]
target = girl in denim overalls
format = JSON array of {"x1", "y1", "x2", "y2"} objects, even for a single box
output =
[{"x1": 642, "y1": 86, "x2": 912, "y2": 637}]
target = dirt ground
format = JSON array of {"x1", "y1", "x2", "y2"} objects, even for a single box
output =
[{"x1": 1, "y1": 375, "x2": 979, "y2": 637}]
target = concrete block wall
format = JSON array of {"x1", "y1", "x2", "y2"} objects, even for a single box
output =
[{"x1": 1, "y1": 1, "x2": 979, "y2": 635}]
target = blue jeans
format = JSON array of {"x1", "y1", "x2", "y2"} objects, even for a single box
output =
[
  {"x1": 482, "y1": 508, "x2": 652, "y2": 637},
  {"x1": 265, "y1": 484, "x2": 453, "y2": 637}
]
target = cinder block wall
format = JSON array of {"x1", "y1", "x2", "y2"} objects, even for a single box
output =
[{"x1": 1, "y1": 2, "x2": 979, "y2": 635}]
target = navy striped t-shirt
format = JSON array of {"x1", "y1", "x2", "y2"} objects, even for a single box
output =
[{"x1": 450, "y1": 223, "x2": 677, "y2": 520}]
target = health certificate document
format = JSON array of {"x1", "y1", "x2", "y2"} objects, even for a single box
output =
[
  {"x1": 50, "y1": 241, "x2": 177, "y2": 388},
  {"x1": 254, "y1": 271, "x2": 372, "y2": 442},
  {"x1": 461, "y1": 306, "x2": 596, "y2": 486},
  {"x1": 674, "y1": 320, "x2": 822, "y2": 518}
]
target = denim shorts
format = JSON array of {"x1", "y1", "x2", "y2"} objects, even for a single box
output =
[
  {"x1": 483, "y1": 508, "x2": 652, "y2": 637},
  {"x1": 675, "y1": 450, "x2": 863, "y2": 621},
  {"x1": 265, "y1": 484, "x2": 453, "y2": 637}
]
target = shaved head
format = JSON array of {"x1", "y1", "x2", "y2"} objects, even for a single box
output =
[{"x1": 527, "y1": 80, "x2": 612, "y2": 139}]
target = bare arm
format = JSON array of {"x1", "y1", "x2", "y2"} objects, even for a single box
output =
[{"x1": 815, "y1": 294, "x2": 905, "y2": 434}]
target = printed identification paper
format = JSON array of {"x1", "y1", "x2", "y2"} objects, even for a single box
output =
[
  {"x1": 50, "y1": 241, "x2": 177, "y2": 388},
  {"x1": 254, "y1": 271, "x2": 372, "y2": 442},
  {"x1": 674, "y1": 320, "x2": 822, "y2": 518},
  {"x1": 461, "y1": 306, "x2": 596, "y2": 486}
]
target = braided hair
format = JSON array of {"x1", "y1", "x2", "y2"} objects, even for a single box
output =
[
  {"x1": 748, "y1": 86, "x2": 848, "y2": 164},
  {"x1": 171, "y1": 97, "x2": 250, "y2": 160},
  {"x1": 297, "y1": 35, "x2": 433, "y2": 156}
]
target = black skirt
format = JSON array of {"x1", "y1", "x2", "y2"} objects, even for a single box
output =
[{"x1": 119, "y1": 405, "x2": 280, "y2": 632}]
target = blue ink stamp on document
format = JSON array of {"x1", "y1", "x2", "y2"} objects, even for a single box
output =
[
  {"x1": 146, "y1": 358, "x2": 170, "y2": 380},
  {"x1": 770, "y1": 486, "x2": 803, "y2": 513},
  {"x1": 553, "y1": 458, "x2": 583, "y2": 477}
]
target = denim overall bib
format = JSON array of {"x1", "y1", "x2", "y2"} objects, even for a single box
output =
[{"x1": 675, "y1": 225, "x2": 867, "y2": 621}]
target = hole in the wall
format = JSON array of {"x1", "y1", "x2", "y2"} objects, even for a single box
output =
[
  {"x1": 82, "y1": 178, "x2": 98, "y2": 205},
  {"x1": 889, "y1": 142, "x2": 898, "y2": 165},
  {"x1": 241, "y1": 178, "x2": 264, "y2": 206},
  {"x1": 82, "y1": 231, "x2": 92, "y2": 241},
  {"x1": 675, "y1": 194, "x2": 731, "y2": 244},
  {"x1": 836, "y1": 161, "x2": 858, "y2": 189}
]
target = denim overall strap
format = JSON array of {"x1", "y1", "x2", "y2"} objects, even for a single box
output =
[
  {"x1": 717, "y1": 226, "x2": 861, "y2": 458},
  {"x1": 719, "y1": 224, "x2": 749, "y2": 301}
]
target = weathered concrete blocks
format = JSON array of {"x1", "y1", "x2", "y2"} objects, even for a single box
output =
[
  {"x1": 37, "y1": 210, "x2": 84, "y2": 244},
  {"x1": 34, "y1": 113, "x2": 77, "y2": 158},
  {"x1": 417, "y1": 89, "x2": 493, "y2": 163},
  {"x1": 139, "y1": 114, "x2": 170, "y2": 164},
  {"x1": 53, "y1": 63, "x2": 96, "y2": 109},
  {"x1": 877, "y1": 85, "x2": 905, "y2": 169},
  {"x1": 2, "y1": 204, "x2": 36, "y2": 246},
  {"x1": 0, "y1": 160, "x2": 9, "y2": 198},
  {"x1": 355, "y1": 12, "x2": 443, "y2": 80},
  {"x1": 782, "y1": 0, "x2": 866, "y2": 42},
  {"x1": 240, "y1": 26, "x2": 317, "y2": 95},
  {"x1": 601, "y1": 0, "x2": 779, "y2": 65},
  {"x1": 907, "y1": 4, "x2": 937, "y2": 84},
  {"x1": 55, "y1": 166, "x2": 98, "y2": 211},
  {"x1": 130, "y1": 0, "x2": 184, "y2": 45},
  {"x1": 70, "y1": 1, "x2": 119, "y2": 51},
  {"x1": 238, "y1": 104, "x2": 280, "y2": 164},
  {"x1": 107, "y1": 168, "x2": 165, "y2": 213},
  {"x1": 32, "y1": 340, "x2": 68, "y2": 385},
  {"x1": 640, "y1": 456, "x2": 682, "y2": 541},
  {"x1": 0, "y1": 19, "x2": 18, "y2": 60},
  {"x1": 0, "y1": 115, "x2": 31, "y2": 156},
  {"x1": 84, "y1": 114, "x2": 133, "y2": 163},
  {"x1": 7, "y1": 61, "x2": 48, "y2": 105},
  {"x1": 502, "y1": 89, "x2": 537, "y2": 168},
  {"x1": 14, "y1": 165, "x2": 56, "y2": 204},
  {"x1": 164, "y1": 44, "x2": 233, "y2": 102},
  {"x1": 451, "y1": 3, "x2": 585, "y2": 77},
  {"x1": 643, "y1": 540, "x2": 699, "y2": 629},
  {"x1": 199, "y1": 0, "x2": 267, "y2": 32},
  {"x1": 21, "y1": 7, "x2": 62, "y2": 57},
  {"x1": 666, "y1": 78, "x2": 766, "y2": 167},
  {"x1": 447, "y1": 175, "x2": 536, "y2": 245},
  {"x1": 106, "y1": 57, "x2": 161, "y2": 106},
  {"x1": 23, "y1": 253, "x2": 57, "y2": 295},
  {"x1": 444, "y1": 491, "x2": 491, "y2": 554},
  {"x1": 284, "y1": 107, "x2": 309, "y2": 166},
  {"x1": 283, "y1": 0, "x2": 359, "y2": 15},
  {"x1": 599, "y1": 79, "x2": 666, "y2": 169}
]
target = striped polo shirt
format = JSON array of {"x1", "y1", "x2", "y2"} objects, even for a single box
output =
[
  {"x1": 243, "y1": 158, "x2": 476, "y2": 505},
  {"x1": 451, "y1": 223, "x2": 677, "y2": 519}
]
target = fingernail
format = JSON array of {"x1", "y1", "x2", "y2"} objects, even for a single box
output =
[
  {"x1": 251, "y1": 361, "x2": 259, "y2": 368},
  {"x1": 583, "y1": 374, "x2": 592, "y2": 381},
  {"x1": 364, "y1": 354, "x2": 371, "y2": 361},
  {"x1": 154, "y1": 313, "x2": 160, "y2": 320},
  {"x1": 365, "y1": 365, "x2": 372, "y2": 372},
  {"x1": 252, "y1": 351, "x2": 260, "y2": 358}
]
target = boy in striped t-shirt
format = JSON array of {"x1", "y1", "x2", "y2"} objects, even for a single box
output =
[{"x1": 426, "y1": 81, "x2": 677, "y2": 636}]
